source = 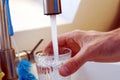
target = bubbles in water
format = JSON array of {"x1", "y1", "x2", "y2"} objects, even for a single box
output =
[{"x1": 37, "y1": 61, "x2": 71, "y2": 80}]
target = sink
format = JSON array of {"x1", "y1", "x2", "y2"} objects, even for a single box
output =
[
  {"x1": 70, "y1": 62, "x2": 120, "y2": 80},
  {"x1": 31, "y1": 62, "x2": 120, "y2": 80}
]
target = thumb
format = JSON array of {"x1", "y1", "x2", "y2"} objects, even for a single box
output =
[{"x1": 59, "y1": 48, "x2": 87, "y2": 76}]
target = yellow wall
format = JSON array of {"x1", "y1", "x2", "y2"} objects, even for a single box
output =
[{"x1": 14, "y1": 0, "x2": 120, "y2": 51}]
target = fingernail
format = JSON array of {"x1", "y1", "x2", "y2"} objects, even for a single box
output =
[{"x1": 60, "y1": 66, "x2": 70, "y2": 76}]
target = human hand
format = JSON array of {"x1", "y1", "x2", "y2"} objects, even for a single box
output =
[{"x1": 43, "y1": 29, "x2": 120, "y2": 76}]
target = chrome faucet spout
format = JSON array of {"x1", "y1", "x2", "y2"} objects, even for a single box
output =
[{"x1": 43, "y1": 0, "x2": 62, "y2": 15}]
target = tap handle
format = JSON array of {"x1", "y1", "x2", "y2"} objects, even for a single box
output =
[{"x1": 5, "y1": 0, "x2": 14, "y2": 36}]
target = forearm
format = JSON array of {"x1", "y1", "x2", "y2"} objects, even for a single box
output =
[
  {"x1": 86, "y1": 28, "x2": 120, "y2": 62},
  {"x1": 99, "y1": 28, "x2": 120, "y2": 62},
  {"x1": 109, "y1": 28, "x2": 120, "y2": 56}
]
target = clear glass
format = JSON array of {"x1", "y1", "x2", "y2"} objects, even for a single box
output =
[{"x1": 34, "y1": 48, "x2": 72, "y2": 80}]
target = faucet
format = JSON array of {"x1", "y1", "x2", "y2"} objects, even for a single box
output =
[
  {"x1": 0, "y1": 0, "x2": 17, "y2": 79},
  {"x1": 0, "y1": 0, "x2": 61, "y2": 80}
]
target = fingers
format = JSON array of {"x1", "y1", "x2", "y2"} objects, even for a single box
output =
[
  {"x1": 43, "y1": 33, "x2": 69, "y2": 54},
  {"x1": 59, "y1": 50, "x2": 87, "y2": 76},
  {"x1": 43, "y1": 30, "x2": 85, "y2": 54},
  {"x1": 37, "y1": 66, "x2": 53, "y2": 74},
  {"x1": 43, "y1": 41, "x2": 53, "y2": 54}
]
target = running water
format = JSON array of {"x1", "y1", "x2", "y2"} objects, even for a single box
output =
[
  {"x1": 50, "y1": 15, "x2": 59, "y2": 62},
  {"x1": 34, "y1": 15, "x2": 71, "y2": 80}
]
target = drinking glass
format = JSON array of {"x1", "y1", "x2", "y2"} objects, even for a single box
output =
[{"x1": 34, "y1": 48, "x2": 72, "y2": 80}]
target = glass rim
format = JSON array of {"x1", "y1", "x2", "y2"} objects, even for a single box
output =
[
  {"x1": 34, "y1": 47, "x2": 72, "y2": 58},
  {"x1": 34, "y1": 48, "x2": 72, "y2": 68}
]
